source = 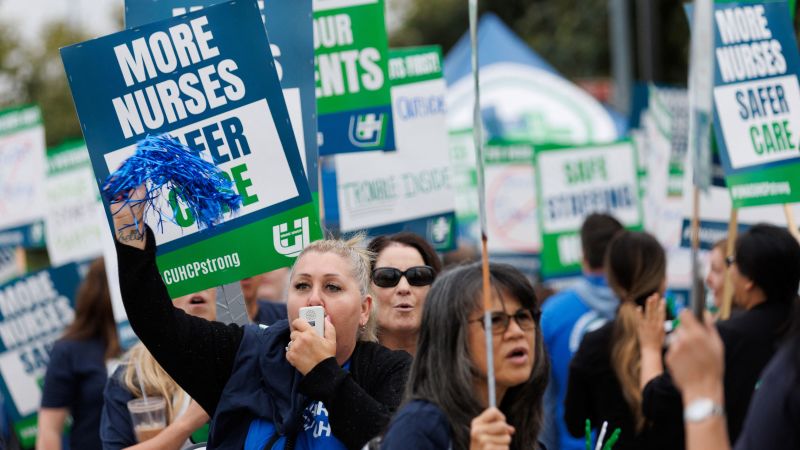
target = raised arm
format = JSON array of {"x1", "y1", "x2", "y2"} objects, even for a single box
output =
[{"x1": 113, "y1": 191, "x2": 242, "y2": 416}]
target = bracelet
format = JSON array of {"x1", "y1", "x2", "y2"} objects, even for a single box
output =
[{"x1": 684, "y1": 398, "x2": 725, "y2": 423}]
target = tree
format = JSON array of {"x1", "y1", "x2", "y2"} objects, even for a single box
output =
[
  {"x1": 389, "y1": 0, "x2": 690, "y2": 85},
  {"x1": 0, "y1": 20, "x2": 90, "y2": 147}
]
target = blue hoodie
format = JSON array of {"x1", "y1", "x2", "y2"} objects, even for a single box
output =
[{"x1": 541, "y1": 275, "x2": 618, "y2": 450}]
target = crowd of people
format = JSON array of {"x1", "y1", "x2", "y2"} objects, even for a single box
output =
[{"x1": 27, "y1": 200, "x2": 800, "y2": 450}]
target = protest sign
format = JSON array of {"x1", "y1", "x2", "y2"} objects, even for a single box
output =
[
  {"x1": 535, "y1": 141, "x2": 643, "y2": 278},
  {"x1": 712, "y1": 1, "x2": 800, "y2": 207},
  {"x1": 125, "y1": 0, "x2": 319, "y2": 195},
  {"x1": 0, "y1": 249, "x2": 19, "y2": 285},
  {"x1": 484, "y1": 140, "x2": 541, "y2": 257},
  {"x1": 325, "y1": 46, "x2": 455, "y2": 250},
  {"x1": 448, "y1": 129, "x2": 481, "y2": 244},
  {"x1": 314, "y1": 0, "x2": 395, "y2": 154},
  {"x1": 44, "y1": 141, "x2": 106, "y2": 266},
  {"x1": 61, "y1": 0, "x2": 322, "y2": 297},
  {"x1": 0, "y1": 264, "x2": 82, "y2": 448},
  {"x1": 0, "y1": 105, "x2": 47, "y2": 240}
]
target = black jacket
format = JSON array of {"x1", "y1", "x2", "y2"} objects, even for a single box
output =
[
  {"x1": 642, "y1": 299, "x2": 794, "y2": 449},
  {"x1": 116, "y1": 227, "x2": 411, "y2": 449},
  {"x1": 564, "y1": 322, "x2": 663, "y2": 450}
]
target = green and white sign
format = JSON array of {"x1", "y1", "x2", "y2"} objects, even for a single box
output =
[
  {"x1": 329, "y1": 46, "x2": 455, "y2": 249},
  {"x1": 314, "y1": 0, "x2": 395, "y2": 154},
  {"x1": 0, "y1": 264, "x2": 81, "y2": 448},
  {"x1": 0, "y1": 105, "x2": 47, "y2": 235},
  {"x1": 484, "y1": 140, "x2": 541, "y2": 256},
  {"x1": 448, "y1": 129, "x2": 480, "y2": 243},
  {"x1": 44, "y1": 141, "x2": 106, "y2": 266},
  {"x1": 536, "y1": 141, "x2": 644, "y2": 278},
  {"x1": 61, "y1": 1, "x2": 322, "y2": 297},
  {"x1": 712, "y1": 1, "x2": 800, "y2": 207}
]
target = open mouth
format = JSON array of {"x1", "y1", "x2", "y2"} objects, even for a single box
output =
[
  {"x1": 189, "y1": 296, "x2": 207, "y2": 305},
  {"x1": 506, "y1": 347, "x2": 529, "y2": 363},
  {"x1": 394, "y1": 303, "x2": 414, "y2": 311}
]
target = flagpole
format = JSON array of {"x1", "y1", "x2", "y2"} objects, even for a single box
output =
[
  {"x1": 468, "y1": 0, "x2": 495, "y2": 408},
  {"x1": 687, "y1": 0, "x2": 714, "y2": 319}
]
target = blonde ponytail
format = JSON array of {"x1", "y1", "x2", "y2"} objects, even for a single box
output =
[
  {"x1": 610, "y1": 302, "x2": 644, "y2": 431},
  {"x1": 122, "y1": 343, "x2": 187, "y2": 423}
]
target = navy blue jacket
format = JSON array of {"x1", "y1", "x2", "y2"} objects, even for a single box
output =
[{"x1": 99, "y1": 366, "x2": 137, "y2": 449}]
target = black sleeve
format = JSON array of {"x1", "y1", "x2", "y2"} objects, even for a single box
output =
[
  {"x1": 116, "y1": 226, "x2": 243, "y2": 415},
  {"x1": 641, "y1": 371, "x2": 683, "y2": 423},
  {"x1": 298, "y1": 346, "x2": 411, "y2": 449},
  {"x1": 563, "y1": 348, "x2": 594, "y2": 438}
]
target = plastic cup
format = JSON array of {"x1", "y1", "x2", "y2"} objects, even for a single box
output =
[{"x1": 127, "y1": 397, "x2": 166, "y2": 442}]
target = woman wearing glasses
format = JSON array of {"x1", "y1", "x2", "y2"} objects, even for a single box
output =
[
  {"x1": 367, "y1": 233, "x2": 441, "y2": 355},
  {"x1": 381, "y1": 262, "x2": 549, "y2": 450}
]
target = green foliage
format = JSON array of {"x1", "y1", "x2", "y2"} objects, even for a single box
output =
[
  {"x1": 0, "y1": 21, "x2": 90, "y2": 147},
  {"x1": 390, "y1": 0, "x2": 690, "y2": 85}
]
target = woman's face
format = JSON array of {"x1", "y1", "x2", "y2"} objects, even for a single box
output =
[
  {"x1": 372, "y1": 244, "x2": 430, "y2": 338},
  {"x1": 706, "y1": 247, "x2": 726, "y2": 306},
  {"x1": 467, "y1": 293, "x2": 535, "y2": 397},
  {"x1": 287, "y1": 251, "x2": 371, "y2": 363},
  {"x1": 173, "y1": 288, "x2": 217, "y2": 321}
]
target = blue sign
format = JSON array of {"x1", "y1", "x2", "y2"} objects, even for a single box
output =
[
  {"x1": 61, "y1": 0, "x2": 322, "y2": 298},
  {"x1": 0, "y1": 263, "x2": 81, "y2": 425},
  {"x1": 710, "y1": 1, "x2": 800, "y2": 207},
  {"x1": 124, "y1": 0, "x2": 319, "y2": 193},
  {"x1": 0, "y1": 221, "x2": 45, "y2": 249}
]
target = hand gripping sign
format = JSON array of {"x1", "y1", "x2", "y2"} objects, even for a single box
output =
[{"x1": 61, "y1": 0, "x2": 322, "y2": 297}]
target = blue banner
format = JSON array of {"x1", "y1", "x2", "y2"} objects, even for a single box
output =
[
  {"x1": 0, "y1": 263, "x2": 82, "y2": 422},
  {"x1": 711, "y1": 1, "x2": 800, "y2": 206},
  {"x1": 124, "y1": 0, "x2": 319, "y2": 192},
  {"x1": 62, "y1": 0, "x2": 322, "y2": 297},
  {"x1": 0, "y1": 221, "x2": 45, "y2": 249}
]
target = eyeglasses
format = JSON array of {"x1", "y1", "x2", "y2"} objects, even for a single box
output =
[
  {"x1": 725, "y1": 255, "x2": 736, "y2": 267},
  {"x1": 372, "y1": 266, "x2": 436, "y2": 288},
  {"x1": 469, "y1": 308, "x2": 539, "y2": 335}
]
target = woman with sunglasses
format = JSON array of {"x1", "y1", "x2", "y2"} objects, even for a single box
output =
[
  {"x1": 381, "y1": 262, "x2": 549, "y2": 450},
  {"x1": 367, "y1": 233, "x2": 441, "y2": 355}
]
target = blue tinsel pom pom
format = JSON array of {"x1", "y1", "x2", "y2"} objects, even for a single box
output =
[{"x1": 102, "y1": 134, "x2": 242, "y2": 231}]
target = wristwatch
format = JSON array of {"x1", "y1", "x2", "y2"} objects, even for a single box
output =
[{"x1": 684, "y1": 398, "x2": 725, "y2": 423}]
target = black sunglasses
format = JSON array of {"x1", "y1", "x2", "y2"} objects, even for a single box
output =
[
  {"x1": 372, "y1": 266, "x2": 436, "y2": 288},
  {"x1": 469, "y1": 308, "x2": 539, "y2": 335}
]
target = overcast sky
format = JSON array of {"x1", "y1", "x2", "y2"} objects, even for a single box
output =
[
  {"x1": 0, "y1": 0, "x2": 405, "y2": 45},
  {"x1": 0, "y1": 0, "x2": 121, "y2": 42}
]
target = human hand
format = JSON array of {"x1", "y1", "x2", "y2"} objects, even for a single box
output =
[
  {"x1": 637, "y1": 294, "x2": 666, "y2": 354},
  {"x1": 469, "y1": 407, "x2": 514, "y2": 450},
  {"x1": 110, "y1": 184, "x2": 147, "y2": 249},
  {"x1": 286, "y1": 316, "x2": 337, "y2": 375},
  {"x1": 666, "y1": 310, "x2": 725, "y2": 402}
]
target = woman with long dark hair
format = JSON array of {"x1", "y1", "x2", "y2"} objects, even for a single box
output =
[
  {"x1": 564, "y1": 230, "x2": 667, "y2": 449},
  {"x1": 381, "y1": 262, "x2": 549, "y2": 450},
  {"x1": 38, "y1": 258, "x2": 121, "y2": 450}
]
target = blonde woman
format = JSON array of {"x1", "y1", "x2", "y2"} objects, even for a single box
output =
[
  {"x1": 100, "y1": 289, "x2": 216, "y2": 449},
  {"x1": 110, "y1": 190, "x2": 411, "y2": 449}
]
